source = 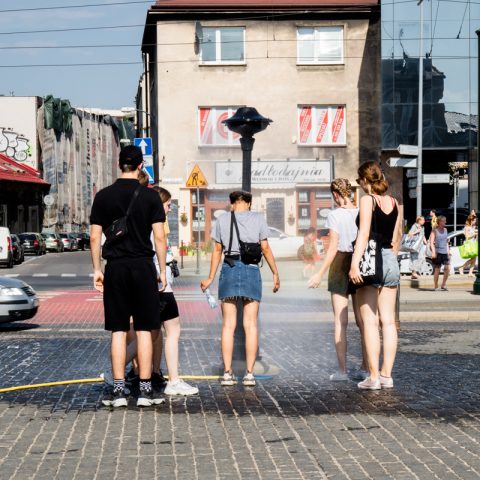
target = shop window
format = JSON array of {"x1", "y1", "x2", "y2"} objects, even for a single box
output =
[
  {"x1": 297, "y1": 26, "x2": 344, "y2": 65},
  {"x1": 298, "y1": 105, "x2": 346, "y2": 146},
  {"x1": 200, "y1": 27, "x2": 245, "y2": 64},
  {"x1": 199, "y1": 106, "x2": 242, "y2": 146}
]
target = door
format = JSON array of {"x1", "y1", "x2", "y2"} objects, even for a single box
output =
[{"x1": 266, "y1": 198, "x2": 285, "y2": 231}]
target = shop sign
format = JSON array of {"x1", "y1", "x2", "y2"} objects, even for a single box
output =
[{"x1": 215, "y1": 160, "x2": 331, "y2": 185}]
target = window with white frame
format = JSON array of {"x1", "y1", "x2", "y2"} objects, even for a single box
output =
[
  {"x1": 297, "y1": 26, "x2": 344, "y2": 64},
  {"x1": 200, "y1": 27, "x2": 245, "y2": 64},
  {"x1": 298, "y1": 105, "x2": 347, "y2": 146},
  {"x1": 198, "y1": 107, "x2": 241, "y2": 146}
]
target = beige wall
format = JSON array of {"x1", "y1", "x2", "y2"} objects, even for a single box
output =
[
  {"x1": 0, "y1": 96, "x2": 40, "y2": 170},
  {"x1": 152, "y1": 16, "x2": 380, "y2": 240}
]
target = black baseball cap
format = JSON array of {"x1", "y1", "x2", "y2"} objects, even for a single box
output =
[{"x1": 119, "y1": 145, "x2": 143, "y2": 168}]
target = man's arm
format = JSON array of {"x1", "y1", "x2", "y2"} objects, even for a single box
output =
[
  {"x1": 152, "y1": 222, "x2": 167, "y2": 292},
  {"x1": 90, "y1": 224, "x2": 104, "y2": 292}
]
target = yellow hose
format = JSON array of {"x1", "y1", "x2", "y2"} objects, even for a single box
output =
[{"x1": 0, "y1": 375, "x2": 223, "y2": 393}]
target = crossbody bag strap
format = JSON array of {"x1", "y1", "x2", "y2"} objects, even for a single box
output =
[
  {"x1": 227, "y1": 211, "x2": 235, "y2": 256},
  {"x1": 125, "y1": 186, "x2": 141, "y2": 218},
  {"x1": 231, "y1": 211, "x2": 242, "y2": 244}
]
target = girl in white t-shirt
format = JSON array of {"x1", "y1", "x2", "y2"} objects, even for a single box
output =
[
  {"x1": 151, "y1": 186, "x2": 198, "y2": 396},
  {"x1": 308, "y1": 178, "x2": 367, "y2": 381}
]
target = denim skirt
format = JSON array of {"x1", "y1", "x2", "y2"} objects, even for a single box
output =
[{"x1": 218, "y1": 260, "x2": 262, "y2": 302}]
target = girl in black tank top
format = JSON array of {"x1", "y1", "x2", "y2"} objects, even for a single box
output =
[{"x1": 348, "y1": 161, "x2": 401, "y2": 391}]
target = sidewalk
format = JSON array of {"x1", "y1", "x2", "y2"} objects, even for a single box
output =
[{"x1": 0, "y1": 258, "x2": 479, "y2": 479}]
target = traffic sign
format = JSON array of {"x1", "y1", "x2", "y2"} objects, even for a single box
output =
[
  {"x1": 423, "y1": 173, "x2": 450, "y2": 184},
  {"x1": 388, "y1": 157, "x2": 418, "y2": 168},
  {"x1": 133, "y1": 137, "x2": 153, "y2": 156},
  {"x1": 186, "y1": 164, "x2": 208, "y2": 188},
  {"x1": 142, "y1": 155, "x2": 154, "y2": 184},
  {"x1": 397, "y1": 144, "x2": 419, "y2": 156},
  {"x1": 43, "y1": 194, "x2": 54, "y2": 206}
]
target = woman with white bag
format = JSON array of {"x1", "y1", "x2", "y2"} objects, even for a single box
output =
[{"x1": 406, "y1": 216, "x2": 426, "y2": 279}]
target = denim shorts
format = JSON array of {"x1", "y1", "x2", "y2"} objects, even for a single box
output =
[
  {"x1": 218, "y1": 260, "x2": 262, "y2": 302},
  {"x1": 372, "y1": 248, "x2": 400, "y2": 289}
]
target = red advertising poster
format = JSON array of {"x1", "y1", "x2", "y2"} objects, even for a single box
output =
[
  {"x1": 331, "y1": 106, "x2": 345, "y2": 144},
  {"x1": 299, "y1": 107, "x2": 312, "y2": 144},
  {"x1": 217, "y1": 111, "x2": 229, "y2": 140},
  {"x1": 199, "y1": 108, "x2": 212, "y2": 144},
  {"x1": 316, "y1": 108, "x2": 329, "y2": 144}
]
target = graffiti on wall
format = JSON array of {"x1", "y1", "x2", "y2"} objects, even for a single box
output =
[{"x1": 0, "y1": 127, "x2": 31, "y2": 162}]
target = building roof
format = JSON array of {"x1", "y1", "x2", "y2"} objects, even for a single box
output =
[
  {"x1": 153, "y1": 0, "x2": 378, "y2": 9},
  {"x1": 0, "y1": 153, "x2": 49, "y2": 186}
]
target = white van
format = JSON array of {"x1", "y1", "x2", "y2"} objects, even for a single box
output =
[{"x1": 0, "y1": 227, "x2": 14, "y2": 269}]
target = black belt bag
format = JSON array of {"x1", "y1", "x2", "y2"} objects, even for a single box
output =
[{"x1": 226, "y1": 212, "x2": 262, "y2": 265}]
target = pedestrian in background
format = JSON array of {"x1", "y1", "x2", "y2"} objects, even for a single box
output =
[
  {"x1": 152, "y1": 186, "x2": 199, "y2": 396},
  {"x1": 408, "y1": 216, "x2": 426, "y2": 279},
  {"x1": 458, "y1": 214, "x2": 477, "y2": 277},
  {"x1": 201, "y1": 191, "x2": 280, "y2": 387},
  {"x1": 308, "y1": 178, "x2": 367, "y2": 381},
  {"x1": 302, "y1": 227, "x2": 318, "y2": 279},
  {"x1": 90, "y1": 145, "x2": 167, "y2": 408},
  {"x1": 349, "y1": 161, "x2": 401, "y2": 390},
  {"x1": 430, "y1": 215, "x2": 451, "y2": 291}
]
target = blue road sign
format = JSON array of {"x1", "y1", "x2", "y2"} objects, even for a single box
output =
[
  {"x1": 133, "y1": 137, "x2": 153, "y2": 156},
  {"x1": 144, "y1": 166, "x2": 154, "y2": 184}
]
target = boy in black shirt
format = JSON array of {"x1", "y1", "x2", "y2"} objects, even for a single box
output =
[{"x1": 90, "y1": 145, "x2": 167, "y2": 407}]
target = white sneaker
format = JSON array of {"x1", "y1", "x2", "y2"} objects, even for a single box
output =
[
  {"x1": 329, "y1": 371, "x2": 349, "y2": 381},
  {"x1": 221, "y1": 371, "x2": 237, "y2": 386},
  {"x1": 242, "y1": 372, "x2": 256, "y2": 386},
  {"x1": 164, "y1": 379, "x2": 199, "y2": 396},
  {"x1": 379, "y1": 375, "x2": 394, "y2": 389}
]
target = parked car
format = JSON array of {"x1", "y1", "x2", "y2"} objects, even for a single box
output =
[
  {"x1": 41, "y1": 232, "x2": 64, "y2": 253},
  {"x1": 73, "y1": 232, "x2": 90, "y2": 250},
  {"x1": 267, "y1": 227, "x2": 324, "y2": 259},
  {"x1": 10, "y1": 234, "x2": 25, "y2": 264},
  {"x1": 398, "y1": 230, "x2": 477, "y2": 275},
  {"x1": 18, "y1": 232, "x2": 47, "y2": 256},
  {"x1": 60, "y1": 233, "x2": 79, "y2": 251},
  {"x1": 0, "y1": 276, "x2": 39, "y2": 324},
  {"x1": 0, "y1": 227, "x2": 14, "y2": 268}
]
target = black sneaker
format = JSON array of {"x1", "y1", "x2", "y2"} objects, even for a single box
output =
[
  {"x1": 137, "y1": 388, "x2": 166, "y2": 407},
  {"x1": 103, "y1": 388, "x2": 128, "y2": 408},
  {"x1": 152, "y1": 371, "x2": 167, "y2": 391}
]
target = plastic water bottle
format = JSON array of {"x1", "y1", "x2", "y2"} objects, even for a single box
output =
[{"x1": 204, "y1": 288, "x2": 218, "y2": 309}]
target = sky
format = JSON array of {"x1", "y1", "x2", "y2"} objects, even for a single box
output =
[{"x1": 0, "y1": 0, "x2": 153, "y2": 109}]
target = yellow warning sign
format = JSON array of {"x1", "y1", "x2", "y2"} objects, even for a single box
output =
[{"x1": 185, "y1": 164, "x2": 208, "y2": 188}]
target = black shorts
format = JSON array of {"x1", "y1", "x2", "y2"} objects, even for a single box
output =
[
  {"x1": 328, "y1": 252, "x2": 355, "y2": 296},
  {"x1": 159, "y1": 292, "x2": 179, "y2": 322},
  {"x1": 433, "y1": 253, "x2": 450, "y2": 267},
  {"x1": 103, "y1": 257, "x2": 161, "y2": 332}
]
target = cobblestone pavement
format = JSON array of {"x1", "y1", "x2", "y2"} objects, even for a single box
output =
[{"x1": 0, "y1": 274, "x2": 479, "y2": 479}]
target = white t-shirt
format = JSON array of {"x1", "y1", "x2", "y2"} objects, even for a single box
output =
[{"x1": 326, "y1": 208, "x2": 359, "y2": 253}]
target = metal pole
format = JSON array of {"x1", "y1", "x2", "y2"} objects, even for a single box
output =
[
  {"x1": 180, "y1": 240, "x2": 184, "y2": 269},
  {"x1": 240, "y1": 136, "x2": 255, "y2": 192},
  {"x1": 416, "y1": 0, "x2": 424, "y2": 216},
  {"x1": 195, "y1": 186, "x2": 200, "y2": 275},
  {"x1": 473, "y1": 29, "x2": 480, "y2": 294},
  {"x1": 453, "y1": 174, "x2": 458, "y2": 236}
]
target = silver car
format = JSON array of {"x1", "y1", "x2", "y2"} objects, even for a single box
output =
[{"x1": 0, "y1": 276, "x2": 39, "y2": 324}]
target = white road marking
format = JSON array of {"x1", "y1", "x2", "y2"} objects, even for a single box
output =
[
  {"x1": 32, "y1": 273, "x2": 48, "y2": 277},
  {"x1": 3, "y1": 274, "x2": 19, "y2": 277},
  {"x1": 61, "y1": 273, "x2": 77, "y2": 277}
]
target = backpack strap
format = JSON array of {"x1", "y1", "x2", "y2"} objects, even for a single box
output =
[{"x1": 126, "y1": 186, "x2": 141, "y2": 217}]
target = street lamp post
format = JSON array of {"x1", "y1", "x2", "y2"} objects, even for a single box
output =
[
  {"x1": 222, "y1": 107, "x2": 272, "y2": 373},
  {"x1": 473, "y1": 30, "x2": 480, "y2": 294},
  {"x1": 416, "y1": 0, "x2": 424, "y2": 216},
  {"x1": 223, "y1": 107, "x2": 272, "y2": 192}
]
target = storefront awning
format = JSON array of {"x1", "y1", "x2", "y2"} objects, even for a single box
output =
[{"x1": 0, "y1": 153, "x2": 49, "y2": 186}]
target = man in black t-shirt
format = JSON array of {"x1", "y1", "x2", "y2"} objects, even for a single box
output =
[{"x1": 90, "y1": 145, "x2": 167, "y2": 408}]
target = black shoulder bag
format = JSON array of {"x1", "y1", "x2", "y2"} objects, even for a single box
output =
[
  {"x1": 226, "y1": 211, "x2": 263, "y2": 265},
  {"x1": 104, "y1": 186, "x2": 141, "y2": 246}
]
